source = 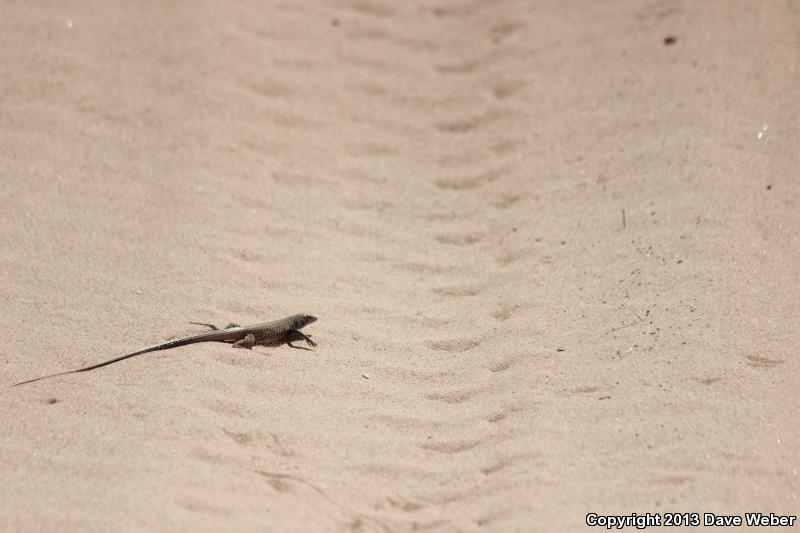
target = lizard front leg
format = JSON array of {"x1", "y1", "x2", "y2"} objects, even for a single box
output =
[{"x1": 287, "y1": 330, "x2": 316, "y2": 348}]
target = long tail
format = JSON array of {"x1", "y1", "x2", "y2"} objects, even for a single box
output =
[
  {"x1": 12, "y1": 345, "x2": 164, "y2": 386},
  {"x1": 12, "y1": 329, "x2": 238, "y2": 386}
]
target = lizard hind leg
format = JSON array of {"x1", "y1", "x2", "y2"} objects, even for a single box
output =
[
  {"x1": 190, "y1": 322, "x2": 219, "y2": 331},
  {"x1": 232, "y1": 334, "x2": 256, "y2": 349},
  {"x1": 190, "y1": 322, "x2": 241, "y2": 331}
]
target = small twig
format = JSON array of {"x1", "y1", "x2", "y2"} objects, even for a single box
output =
[
  {"x1": 619, "y1": 299, "x2": 644, "y2": 323},
  {"x1": 622, "y1": 209, "x2": 626, "y2": 229},
  {"x1": 606, "y1": 321, "x2": 638, "y2": 334}
]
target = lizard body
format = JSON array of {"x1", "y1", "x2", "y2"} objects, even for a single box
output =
[{"x1": 13, "y1": 313, "x2": 317, "y2": 386}]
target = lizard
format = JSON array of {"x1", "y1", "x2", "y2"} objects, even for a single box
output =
[{"x1": 13, "y1": 313, "x2": 317, "y2": 386}]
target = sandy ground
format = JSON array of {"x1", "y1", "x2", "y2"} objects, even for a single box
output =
[{"x1": 1, "y1": 1, "x2": 798, "y2": 531}]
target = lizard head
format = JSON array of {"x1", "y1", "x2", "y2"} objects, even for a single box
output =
[{"x1": 293, "y1": 314, "x2": 318, "y2": 329}]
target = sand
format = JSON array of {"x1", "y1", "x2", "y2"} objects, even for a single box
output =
[{"x1": 1, "y1": 1, "x2": 798, "y2": 531}]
